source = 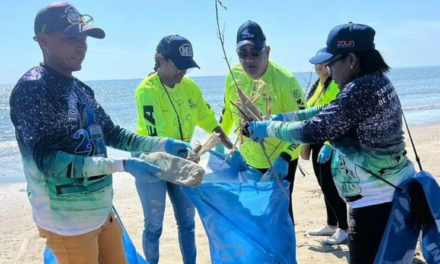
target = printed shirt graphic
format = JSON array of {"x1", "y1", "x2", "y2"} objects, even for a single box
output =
[
  {"x1": 135, "y1": 74, "x2": 219, "y2": 141},
  {"x1": 9, "y1": 65, "x2": 165, "y2": 235},
  {"x1": 287, "y1": 73, "x2": 416, "y2": 208},
  {"x1": 220, "y1": 61, "x2": 305, "y2": 168}
]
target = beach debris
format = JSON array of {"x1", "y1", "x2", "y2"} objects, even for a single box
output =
[
  {"x1": 139, "y1": 152, "x2": 205, "y2": 187},
  {"x1": 187, "y1": 132, "x2": 221, "y2": 162}
]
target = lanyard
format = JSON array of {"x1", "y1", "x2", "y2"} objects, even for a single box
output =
[{"x1": 159, "y1": 78, "x2": 185, "y2": 141}]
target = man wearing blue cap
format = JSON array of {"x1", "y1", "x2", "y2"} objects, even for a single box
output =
[
  {"x1": 9, "y1": 2, "x2": 191, "y2": 263},
  {"x1": 247, "y1": 22, "x2": 417, "y2": 264},
  {"x1": 217, "y1": 20, "x2": 305, "y2": 222}
]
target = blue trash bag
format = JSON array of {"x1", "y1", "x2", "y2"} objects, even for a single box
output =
[
  {"x1": 181, "y1": 151, "x2": 297, "y2": 264},
  {"x1": 374, "y1": 171, "x2": 440, "y2": 264},
  {"x1": 43, "y1": 206, "x2": 148, "y2": 264},
  {"x1": 417, "y1": 172, "x2": 440, "y2": 264}
]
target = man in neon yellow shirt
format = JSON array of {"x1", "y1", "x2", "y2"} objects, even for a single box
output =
[{"x1": 217, "y1": 21, "x2": 305, "y2": 221}]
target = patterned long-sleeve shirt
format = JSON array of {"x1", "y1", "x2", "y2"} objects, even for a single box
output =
[
  {"x1": 268, "y1": 73, "x2": 415, "y2": 208},
  {"x1": 10, "y1": 65, "x2": 166, "y2": 235}
]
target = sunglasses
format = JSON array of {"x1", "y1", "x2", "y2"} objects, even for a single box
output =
[
  {"x1": 325, "y1": 54, "x2": 348, "y2": 75},
  {"x1": 237, "y1": 47, "x2": 265, "y2": 60},
  {"x1": 62, "y1": 13, "x2": 94, "y2": 26}
]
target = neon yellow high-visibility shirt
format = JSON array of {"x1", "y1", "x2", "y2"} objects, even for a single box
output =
[
  {"x1": 306, "y1": 79, "x2": 340, "y2": 108},
  {"x1": 135, "y1": 73, "x2": 219, "y2": 141},
  {"x1": 220, "y1": 61, "x2": 305, "y2": 168}
]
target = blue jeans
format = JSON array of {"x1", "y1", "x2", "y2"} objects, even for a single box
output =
[{"x1": 135, "y1": 179, "x2": 196, "y2": 264}]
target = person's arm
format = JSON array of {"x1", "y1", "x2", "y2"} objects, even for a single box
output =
[
  {"x1": 10, "y1": 82, "x2": 132, "y2": 179},
  {"x1": 272, "y1": 105, "x2": 326, "y2": 122},
  {"x1": 278, "y1": 76, "x2": 306, "y2": 161},
  {"x1": 267, "y1": 81, "x2": 378, "y2": 144},
  {"x1": 191, "y1": 81, "x2": 234, "y2": 149}
]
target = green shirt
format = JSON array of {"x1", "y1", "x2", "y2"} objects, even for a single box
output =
[
  {"x1": 306, "y1": 79, "x2": 340, "y2": 108},
  {"x1": 135, "y1": 73, "x2": 219, "y2": 141}
]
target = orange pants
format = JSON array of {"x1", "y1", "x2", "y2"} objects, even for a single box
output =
[{"x1": 38, "y1": 211, "x2": 128, "y2": 264}]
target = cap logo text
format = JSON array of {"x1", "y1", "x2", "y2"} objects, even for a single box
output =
[
  {"x1": 337, "y1": 40, "x2": 355, "y2": 48},
  {"x1": 179, "y1": 44, "x2": 193, "y2": 57},
  {"x1": 241, "y1": 28, "x2": 254, "y2": 38}
]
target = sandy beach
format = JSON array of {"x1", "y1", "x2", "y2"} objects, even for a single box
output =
[{"x1": 1, "y1": 122, "x2": 439, "y2": 264}]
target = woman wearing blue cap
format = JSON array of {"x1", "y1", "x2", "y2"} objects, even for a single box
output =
[
  {"x1": 133, "y1": 35, "x2": 246, "y2": 264},
  {"x1": 246, "y1": 23, "x2": 416, "y2": 263}
]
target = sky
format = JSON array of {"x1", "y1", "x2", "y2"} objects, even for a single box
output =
[{"x1": 1, "y1": 0, "x2": 440, "y2": 84}]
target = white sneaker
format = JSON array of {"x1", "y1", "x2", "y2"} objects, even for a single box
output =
[
  {"x1": 308, "y1": 225, "x2": 337, "y2": 236},
  {"x1": 325, "y1": 228, "x2": 348, "y2": 245}
]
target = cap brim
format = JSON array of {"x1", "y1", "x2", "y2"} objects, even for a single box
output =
[
  {"x1": 64, "y1": 24, "x2": 106, "y2": 39},
  {"x1": 236, "y1": 40, "x2": 264, "y2": 50},
  {"x1": 309, "y1": 52, "x2": 334, "y2": 65},
  {"x1": 170, "y1": 57, "x2": 200, "y2": 70}
]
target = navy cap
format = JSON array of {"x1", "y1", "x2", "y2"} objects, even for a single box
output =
[
  {"x1": 236, "y1": 20, "x2": 266, "y2": 50},
  {"x1": 34, "y1": 2, "x2": 105, "y2": 39},
  {"x1": 156, "y1": 35, "x2": 200, "y2": 70},
  {"x1": 309, "y1": 22, "x2": 375, "y2": 64}
]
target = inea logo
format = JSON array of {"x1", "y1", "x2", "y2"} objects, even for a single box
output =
[
  {"x1": 241, "y1": 28, "x2": 254, "y2": 38},
  {"x1": 179, "y1": 44, "x2": 193, "y2": 57},
  {"x1": 337, "y1": 40, "x2": 355, "y2": 48}
]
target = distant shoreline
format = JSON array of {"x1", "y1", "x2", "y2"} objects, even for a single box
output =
[
  {"x1": 85, "y1": 65, "x2": 440, "y2": 84},
  {"x1": 2, "y1": 65, "x2": 439, "y2": 86}
]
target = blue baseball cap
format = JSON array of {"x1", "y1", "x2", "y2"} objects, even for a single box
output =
[
  {"x1": 156, "y1": 35, "x2": 200, "y2": 70},
  {"x1": 34, "y1": 2, "x2": 105, "y2": 39},
  {"x1": 309, "y1": 22, "x2": 375, "y2": 64},
  {"x1": 236, "y1": 20, "x2": 266, "y2": 50}
]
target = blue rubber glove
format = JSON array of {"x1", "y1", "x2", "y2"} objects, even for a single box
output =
[
  {"x1": 215, "y1": 144, "x2": 225, "y2": 154},
  {"x1": 165, "y1": 139, "x2": 191, "y2": 158},
  {"x1": 317, "y1": 144, "x2": 333, "y2": 164},
  {"x1": 270, "y1": 112, "x2": 298, "y2": 122},
  {"x1": 247, "y1": 121, "x2": 270, "y2": 142},
  {"x1": 270, "y1": 114, "x2": 284, "y2": 121},
  {"x1": 267, "y1": 156, "x2": 289, "y2": 180},
  {"x1": 230, "y1": 149, "x2": 249, "y2": 171},
  {"x1": 125, "y1": 158, "x2": 161, "y2": 181}
]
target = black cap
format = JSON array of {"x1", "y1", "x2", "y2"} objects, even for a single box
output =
[
  {"x1": 34, "y1": 2, "x2": 105, "y2": 39},
  {"x1": 309, "y1": 22, "x2": 375, "y2": 64},
  {"x1": 156, "y1": 35, "x2": 200, "y2": 70},
  {"x1": 236, "y1": 20, "x2": 266, "y2": 50}
]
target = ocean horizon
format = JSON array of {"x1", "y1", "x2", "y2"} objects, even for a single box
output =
[{"x1": 1, "y1": 65, "x2": 440, "y2": 184}]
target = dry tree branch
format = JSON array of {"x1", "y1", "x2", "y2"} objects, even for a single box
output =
[{"x1": 297, "y1": 66, "x2": 315, "y2": 92}]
